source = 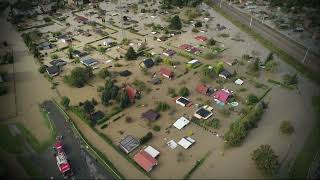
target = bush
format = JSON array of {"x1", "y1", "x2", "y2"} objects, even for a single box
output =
[
  {"x1": 38, "y1": 65, "x2": 47, "y2": 74},
  {"x1": 140, "y1": 132, "x2": 153, "y2": 144},
  {"x1": 251, "y1": 144, "x2": 280, "y2": 175},
  {"x1": 191, "y1": 28, "x2": 199, "y2": 33},
  {"x1": 247, "y1": 94, "x2": 259, "y2": 105},
  {"x1": 98, "y1": 67, "x2": 110, "y2": 79},
  {"x1": 101, "y1": 124, "x2": 108, "y2": 129},
  {"x1": 155, "y1": 102, "x2": 170, "y2": 112},
  {"x1": 153, "y1": 125, "x2": 161, "y2": 132},
  {"x1": 203, "y1": 52, "x2": 216, "y2": 60},
  {"x1": 167, "y1": 87, "x2": 177, "y2": 98},
  {"x1": 50, "y1": 54, "x2": 58, "y2": 59},
  {"x1": 179, "y1": 87, "x2": 190, "y2": 97},
  {"x1": 195, "y1": 21, "x2": 202, "y2": 28},
  {"x1": 61, "y1": 96, "x2": 70, "y2": 109},
  {"x1": 207, "y1": 38, "x2": 216, "y2": 46},
  {"x1": 169, "y1": 15, "x2": 182, "y2": 30},
  {"x1": 280, "y1": 121, "x2": 294, "y2": 134}
]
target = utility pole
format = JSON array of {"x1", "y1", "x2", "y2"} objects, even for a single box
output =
[
  {"x1": 261, "y1": 15, "x2": 265, "y2": 24},
  {"x1": 219, "y1": 0, "x2": 223, "y2": 8},
  {"x1": 249, "y1": 16, "x2": 253, "y2": 27},
  {"x1": 302, "y1": 47, "x2": 310, "y2": 64}
]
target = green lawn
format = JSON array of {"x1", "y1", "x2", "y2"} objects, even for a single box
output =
[
  {"x1": 289, "y1": 96, "x2": 320, "y2": 179},
  {"x1": 0, "y1": 124, "x2": 24, "y2": 154}
]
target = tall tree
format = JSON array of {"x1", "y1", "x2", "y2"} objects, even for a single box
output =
[
  {"x1": 251, "y1": 144, "x2": 280, "y2": 175},
  {"x1": 169, "y1": 15, "x2": 182, "y2": 30},
  {"x1": 83, "y1": 100, "x2": 94, "y2": 115},
  {"x1": 125, "y1": 47, "x2": 137, "y2": 60}
]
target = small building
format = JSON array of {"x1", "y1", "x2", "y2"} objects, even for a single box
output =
[
  {"x1": 74, "y1": 16, "x2": 89, "y2": 24},
  {"x1": 178, "y1": 137, "x2": 195, "y2": 149},
  {"x1": 133, "y1": 150, "x2": 158, "y2": 172},
  {"x1": 187, "y1": 59, "x2": 201, "y2": 68},
  {"x1": 195, "y1": 35, "x2": 208, "y2": 42},
  {"x1": 196, "y1": 84, "x2": 215, "y2": 96},
  {"x1": 157, "y1": 36, "x2": 167, "y2": 42},
  {"x1": 139, "y1": 58, "x2": 154, "y2": 69},
  {"x1": 90, "y1": 111, "x2": 105, "y2": 124},
  {"x1": 57, "y1": 35, "x2": 72, "y2": 44},
  {"x1": 234, "y1": 79, "x2": 244, "y2": 85},
  {"x1": 142, "y1": 109, "x2": 160, "y2": 121},
  {"x1": 119, "y1": 135, "x2": 140, "y2": 154},
  {"x1": 173, "y1": 116, "x2": 190, "y2": 130},
  {"x1": 219, "y1": 69, "x2": 232, "y2": 79},
  {"x1": 175, "y1": 96, "x2": 192, "y2": 107},
  {"x1": 194, "y1": 106, "x2": 213, "y2": 120},
  {"x1": 103, "y1": 38, "x2": 114, "y2": 47},
  {"x1": 125, "y1": 85, "x2": 139, "y2": 103},
  {"x1": 179, "y1": 44, "x2": 193, "y2": 51},
  {"x1": 162, "y1": 49, "x2": 176, "y2": 57},
  {"x1": 46, "y1": 66, "x2": 59, "y2": 77},
  {"x1": 144, "y1": 146, "x2": 160, "y2": 158},
  {"x1": 49, "y1": 59, "x2": 67, "y2": 67},
  {"x1": 37, "y1": 41, "x2": 53, "y2": 50},
  {"x1": 213, "y1": 89, "x2": 232, "y2": 104},
  {"x1": 160, "y1": 67, "x2": 174, "y2": 79},
  {"x1": 71, "y1": 50, "x2": 88, "y2": 58},
  {"x1": 80, "y1": 56, "x2": 98, "y2": 67},
  {"x1": 119, "y1": 70, "x2": 131, "y2": 77}
]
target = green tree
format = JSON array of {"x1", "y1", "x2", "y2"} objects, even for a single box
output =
[
  {"x1": 213, "y1": 62, "x2": 224, "y2": 75},
  {"x1": 140, "y1": 132, "x2": 153, "y2": 144},
  {"x1": 83, "y1": 100, "x2": 95, "y2": 115},
  {"x1": 63, "y1": 67, "x2": 92, "y2": 88},
  {"x1": 247, "y1": 94, "x2": 259, "y2": 105},
  {"x1": 38, "y1": 65, "x2": 47, "y2": 74},
  {"x1": 248, "y1": 59, "x2": 260, "y2": 74},
  {"x1": 61, "y1": 96, "x2": 70, "y2": 109},
  {"x1": 119, "y1": 90, "x2": 131, "y2": 108},
  {"x1": 207, "y1": 38, "x2": 216, "y2": 46},
  {"x1": 251, "y1": 144, "x2": 280, "y2": 175},
  {"x1": 179, "y1": 87, "x2": 190, "y2": 97},
  {"x1": 169, "y1": 15, "x2": 182, "y2": 30},
  {"x1": 125, "y1": 47, "x2": 137, "y2": 60},
  {"x1": 195, "y1": 21, "x2": 202, "y2": 28}
]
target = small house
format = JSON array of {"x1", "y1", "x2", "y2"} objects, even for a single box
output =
[
  {"x1": 187, "y1": 59, "x2": 201, "y2": 68},
  {"x1": 219, "y1": 69, "x2": 232, "y2": 79},
  {"x1": 234, "y1": 79, "x2": 244, "y2": 85},
  {"x1": 103, "y1": 38, "x2": 114, "y2": 47},
  {"x1": 139, "y1": 58, "x2": 154, "y2": 69},
  {"x1": 176, "y1": 96, "x2": 192, "y2": 107},
  {"x1": 157, "y1": 36, "x2": 167, "y2": 42},
  {"x1": 119, "y1": 70, "x2": 131, "y2": 77},
  {"x1": 142, "y1": 109, "x2": 160, "y2": 121},
  {"x1": 160, "y1": 67, "x2": 174, "y2": 79},
  {"x1": 37, "y1": 41, "x2": 52, "y2": 50},
  {"x1": 179, "y1": 44, "x2": 193, "y2": 51},
  {"x1": 194, "y1": 106, "x2": 213, "y2": 120},
  {"x1": 213, "y1": 89, "x2": 232, "y2": 104},
  {"x1": 71, "y1": 50, "x2": 88, "y2": 58},
  {"x1": 74, "y1": 16, "x2": 89, "y2": 24},
  {"x1": 57, "y1": 35, "x2": 72, "y2": 44},
  {"x1": 224, "y1": 58, "x2": 237, "y2": 66},
  {"x1": 133, "y1": 150, "x2": 158, "y2": 172},
  {"x1": 119, "y1": 135, "x2": 140, "y2": 154},
  {"x1": 163, "y1": 49, "x2": 176, "y2": 57},
  {"x1": 196, "y1": 84, "x2": 215, "y2": 96},
  {"x1": 173, "y1": 117, "x2": 190, "y2": 130},
  {"x1": 80, "y1": 56, "x2": 98, "y2": 67},
  {"x1": 125, "y1": 85, "x2": 139, "y2": 103},
  {"x1": 195, "y1": 35, "x2": 208, "y2": 42},
  {"x1": 46, "y1": 66, "x2": 60, "y2": 77},
  {"x1": 144, "y1": 146, "x2": 160, "y2": 158},
  {"x1": 178, "y1": 137, "x2": 195, "y2": 149},
  {"x1": 49, "y1": 59, "x2": 67, "y2": 67}
]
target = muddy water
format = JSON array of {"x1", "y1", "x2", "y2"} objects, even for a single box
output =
[{"x1": 0, "y1": 9, "x2": 54, "y2": 142}]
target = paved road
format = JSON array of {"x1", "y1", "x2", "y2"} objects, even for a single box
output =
[
  {"x1": 28, "y1": 100, "x2": 114, "y2": 179},
  {"x1": 210, "y1": 0, "x2": 320, "y2": 74}
]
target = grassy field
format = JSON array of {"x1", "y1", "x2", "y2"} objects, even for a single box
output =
[
  {"x1": 0, "y1": 124, "x2": 24, "y2": 154},
  {"x1": 17, "y1": 156, "x2": 42, "y2": 179},
  {"x1": 289, "y1": 96, "x2": 320, "y2": 179}
]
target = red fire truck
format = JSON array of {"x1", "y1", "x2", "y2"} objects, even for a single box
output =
[{"x1": 54, "y1": 137, "x2": 73, "y2": 178}]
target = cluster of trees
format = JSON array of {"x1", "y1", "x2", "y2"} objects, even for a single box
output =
[
  {"x1": 0, "y1": 52, "x2": 14, "y2": 65},
  {"x1": 169, "y1": 15, "x2": 182, "y2": 30},
  {"x1": 125, "y1": 47, "x2": 137, "y2": 60},
  {"x1": 251, "y1": 144, "x2": 280, "y2": 175},
  {"x1": 140, "y1": 132, "x2": 153, "y2": 144},
  {"x1": 160, "y1": 0, "x2": 203, "y2": 8},
  {"x1": 63, "y1": 67, "x2": 93, "y2": 88},
  {"x1": 100, "y1": 80, "x2": 131, "y2": 109},
  {"x1": 21, "y1": 33, "x2": 41, "y2": 59},
  {"x1": 224, "y1": 104, "x2": 264, "y2": 146}
]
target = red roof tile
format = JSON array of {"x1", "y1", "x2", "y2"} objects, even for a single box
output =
[
  {"x1": 195, "y1": 36, "x2": 208, "y2": 41},
  {"x1": 196, "y1": 84, "x2": 209, "y2": 95},
  {"x1": 133, "y1": 150, "x2": 157, "y2": 172},
  {"x1": 160, "y1": 67, "x2": 174, "y2": 78}
]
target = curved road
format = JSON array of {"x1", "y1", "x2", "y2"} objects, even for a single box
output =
[{"x1": 211, "y1": 0, "x2": 320, "y2": 74}]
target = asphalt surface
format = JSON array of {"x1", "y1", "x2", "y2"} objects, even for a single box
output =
[
  {"x1": 210, "y1": 0, "x2": 320, "y2": 74},
  {"x1": 27, "y1": 100, "x2": 113, "y2": 179}
]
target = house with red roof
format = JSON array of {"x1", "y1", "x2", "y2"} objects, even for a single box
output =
[
  {"x1": 179, "y1": 44, "x2": 193, "y2": 51},
  {"x1": 160, "y1": 67, "x2": 174, "y2": 79},
  {"x1": 212, "y1": 89, "x2": 232, "y2": 103},
  {"x1": 125, "y1": 85, "x2": 139, "y2": 103},
  {"x1": 74, "y1": 16, "x2": 89, "y2": 24},
  {"x1": 195, "y1": 35, "x2": 208, "y2": 42},
  {"x1": 196, "y1": 84, "x2": 215, "y2": 96},
  {"x1": 133, "y1": 150, "x2": 158, "y2": 172}
]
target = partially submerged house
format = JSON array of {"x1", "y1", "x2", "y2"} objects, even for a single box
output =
[
  {"x1": 103, "y1": 38, "x2": 114, "y2": 47},
  {"x1": 57, "y1": 34, "x2": 72, "y2": 44},
  {"x1": 196, "y1": 84, "x2": 215, "y2": 96},
  {"x1": 71, "y1": 50, "x2": 88, "y2": 58},
  {"x1": 176, "y1": 96, "x2": 192, "y2": 107},
  {"x1": 119, "y1": 135, "x2": 140, "y2": 154},
  {"x1": 162, "y1": 49, "x2": 176, "y2": 57},
  {"x1": 74, "y1": 16, "x2": 89, "y2": 24},
  {"x1": 37, "y1": 41, "x2": 53, "y2": 50},
  {"x1": 46, "y1": 66, "x2": 59, "y2": 77},
  {"x1": 144, "y1": 146, "x2": 160, "y2": 158},
  {"x1": 213, "y1": 89, "x2": 233, "y2": 104},
  {"x1": 133, "y1": 150, "x2": 158, "y2": 172},
  {"x1": 194, "y1": 105, "x2": 213, "y2": 120},
  {"x1": 173, "y1": 116, "x2": 190, "y2": 130},
  {"x1": 142, "y1": 109, "x2": 160, "y2": 121},
  {"x1": 234, "y1": 79, "x2": 244, "y2": 85},
  {"x1": 160, "y1": 67, "x2": 174, "y2": 79},
  {"x1": 139, "y1": 58, "x2": 154, "y2": 69},
  {"x1": 195, "y1": 35, "x2": 208, "y2": 42},
  {"x1": 125, "y1": 85, "x2": 139, "y2": 103},
  {"x1": 49, "y1": 59, "x2": 67, "y2": 67},
  {"x1": 178, "y1": 137, "x2": 195, "y2": 149},
  {"x1": 219, "y1": 69, "x2": 232, "y2": 79},
  {"x1": 80, "y1": 56, "x2": 98, "y2": 67},
  {"x1": 187, "y1": 59, "x2": 201, "y2": 68},
  {"x1": 119, "y1": 70, "x2": 131, "y2": 77}
]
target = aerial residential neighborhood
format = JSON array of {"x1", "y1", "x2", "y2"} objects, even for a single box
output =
[{"x1": 0, "y1": 0, "x2": 319, "y2": 179}]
